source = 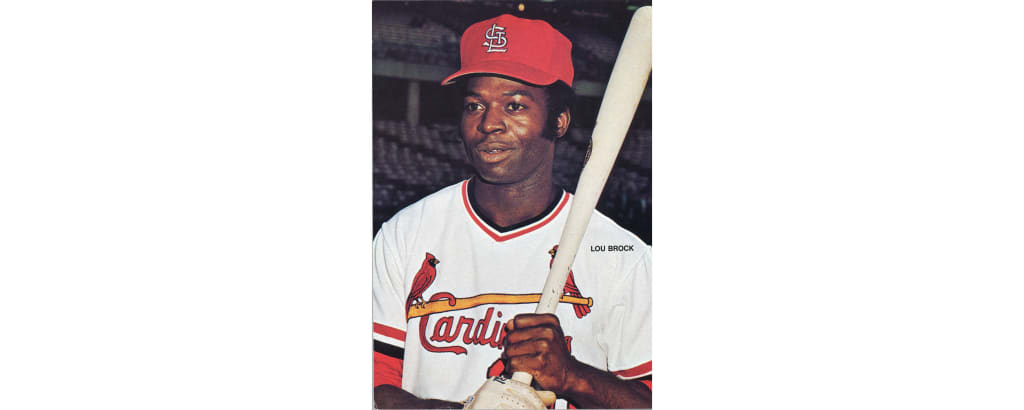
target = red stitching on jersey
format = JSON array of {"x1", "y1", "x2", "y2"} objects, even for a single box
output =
[
  {"x1": 613, "y1": 360, "x2": 652, "y2": 378},
  {"x1": 373, "y1": 322, "x2": 406, "y2": 341},
  {"x1": 461, "y1": 180, "x2": 570, "y2": 242}
]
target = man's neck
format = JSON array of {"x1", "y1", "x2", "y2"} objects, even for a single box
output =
[{"x1": 471, "y1": 177, "x2": 560, "y2": 229}]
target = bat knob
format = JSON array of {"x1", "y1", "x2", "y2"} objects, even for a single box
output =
[{"x1": 511, "y1": 371, "x2": 533, "y2": 384}]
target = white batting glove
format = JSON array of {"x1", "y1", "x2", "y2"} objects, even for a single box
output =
[{"x1": 463, "y1": 372, "x2": 557, "y2": 409}]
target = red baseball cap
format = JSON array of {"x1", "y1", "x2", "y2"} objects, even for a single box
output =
[{"x1": 441, "y1": 14, "x2": 574, "y2": 87}]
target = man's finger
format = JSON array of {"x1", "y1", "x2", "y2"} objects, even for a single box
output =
[
  {"x1": 504, "y1": 338, "x2": 552, "y2": 358},
  {"x1": 504, "y1": 325, "x2": 558, "y2": 345},
  {"x1": 509, "y1": 313, "x2": 560, "y2": 330},
  {"x1": 536, "y1": 390, "x2": 557, "y2": 406},
  {"x1": 507, "y1": 355, "x2": 545, "y2": 372}
]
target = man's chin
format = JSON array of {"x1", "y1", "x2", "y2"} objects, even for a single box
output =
[
  {"x1": 475, "y1": 175, "x2": 515, "y2": 185},
  {"x1": 472, "y1": 164, "x2": 512, "y2": 184},
  {"x1": 474, "y1": 171, "x2": 519, "y2": 186}
]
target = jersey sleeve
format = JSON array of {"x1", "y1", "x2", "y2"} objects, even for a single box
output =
[
  {"x1": 373, "y1": 225, "x2": 408, "y2": 345},
  {"x1": 601, "y1": 247, "x2": 653, "y2": 381}
]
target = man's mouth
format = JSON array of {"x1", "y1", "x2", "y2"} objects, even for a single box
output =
[{"x1": 478, "y1": 147, "x2": 514, "y2": 163}]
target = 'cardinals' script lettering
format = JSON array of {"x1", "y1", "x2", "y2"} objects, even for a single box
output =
[{"x1": 421, "y1": 307, "x2": 507, "y2": 354}]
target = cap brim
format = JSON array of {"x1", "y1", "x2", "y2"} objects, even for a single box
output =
[{"x1": 441, "y1": 60, "x2": 560, "y2": 86}]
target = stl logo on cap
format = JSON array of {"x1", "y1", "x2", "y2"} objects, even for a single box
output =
[{"x1": 482, "y1": 23, "x2": 508, "y2": 53}]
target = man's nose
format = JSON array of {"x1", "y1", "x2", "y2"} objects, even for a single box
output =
[{"x1": 477, "y1": 108, "x2": 505, "y2": 134}]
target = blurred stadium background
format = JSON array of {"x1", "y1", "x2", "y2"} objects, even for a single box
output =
[{"x1": 372, "y1": 0, "x2": 653, "y2": 244}]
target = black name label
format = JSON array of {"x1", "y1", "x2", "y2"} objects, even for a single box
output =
[{"x1": 590, "y1": 244, "x2": 635, "y2": 252}]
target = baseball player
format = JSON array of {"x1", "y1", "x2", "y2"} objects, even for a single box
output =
[{"x1": 373, "y1": 14, "x2": 652, "y2": 409}]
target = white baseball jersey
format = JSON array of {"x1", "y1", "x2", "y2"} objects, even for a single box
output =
[{"x1": 372, "y1": 179, "x2": 652, "y2": 408}]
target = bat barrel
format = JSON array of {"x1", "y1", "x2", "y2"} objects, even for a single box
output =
[{"x1": 536, "y1": 6, "x2": 652, "y2": 315}]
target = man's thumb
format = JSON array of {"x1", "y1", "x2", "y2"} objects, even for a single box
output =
[{"x1": 536, "y1": 390, "x2": 557, "y2": 406}]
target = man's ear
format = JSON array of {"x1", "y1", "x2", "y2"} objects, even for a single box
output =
[{"x1": 554, "y1": 109, "x2": 571, "y2": 139}]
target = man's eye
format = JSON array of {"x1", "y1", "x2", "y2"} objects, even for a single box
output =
[
  {"x1": 464, "y1": 102, "x2": 483, "y2": 112},
  {"x1": 507, "y1": 102, "x2": 526, "y2": 112}
]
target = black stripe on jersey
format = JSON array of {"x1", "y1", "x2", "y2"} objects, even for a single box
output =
[
  {"x1": 635, "y1": 375, "x2": 652, "y2": 382},
  {"x1": 467, "y1": 178, "x2": 565, "y2": 233},
  {"x1": 374, "y1": 340, "x2": 404, "y2": 360}
]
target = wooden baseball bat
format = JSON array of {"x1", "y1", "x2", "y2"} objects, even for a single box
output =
[{"x1": 535, "y1": 6, "x2": 652, "y2": 315}]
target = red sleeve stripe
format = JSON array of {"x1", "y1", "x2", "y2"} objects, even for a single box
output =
[
  {"x1": 613, "y1": 361, "x2": 652, "y2": 379},
  {"x1": 373, "y1": 323, "x2": 406, "y2": 340},
  {"x1": 373, "y1": 351, "x2": 403, "y2": 388},
  {"x1": 639, "y1": 378, "x2": 653, "y2": 391}
]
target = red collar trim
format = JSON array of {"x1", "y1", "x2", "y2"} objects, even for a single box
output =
[{"x1": 461, "y1": 180, "x2": 570, "y2": 242}]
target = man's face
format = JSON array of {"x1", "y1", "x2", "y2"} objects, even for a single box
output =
[{"x1": 460, "y1": 76, "x2": 558, "y2": 186}]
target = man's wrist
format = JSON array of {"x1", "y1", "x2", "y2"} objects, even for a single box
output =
[
  {"x1": 562, "y1": 357, "x2": 594, "y2": 398},
  {"x1": 558, "y1": 358, "x2": 652, "y2": 409}
]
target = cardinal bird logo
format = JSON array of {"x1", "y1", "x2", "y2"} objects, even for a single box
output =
[
  {"x1": 407, "y1": 252, "x2": 440, "y2": 318},
  {"x1": 549, "y1": 245, "x2": 591, "y2": 318}
]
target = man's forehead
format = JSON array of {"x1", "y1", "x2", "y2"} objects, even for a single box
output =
[{"x1": 465, "y1": 76, "x2": 543, "y2": 99}]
